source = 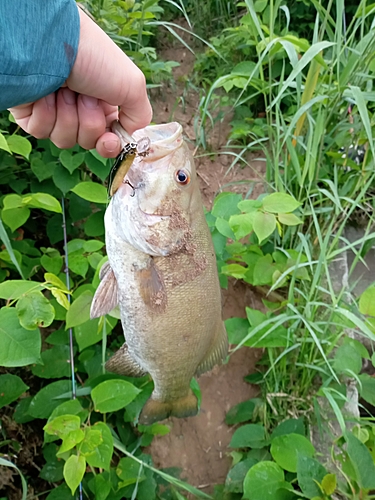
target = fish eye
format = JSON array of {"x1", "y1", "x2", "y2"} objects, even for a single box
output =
[{"x1": 175, "y1": 169, "x2": 190, "y2": 186}]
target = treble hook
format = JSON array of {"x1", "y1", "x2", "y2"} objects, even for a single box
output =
[{"x1": 124, "y1": 179, "x2": 136, "y2": 197}]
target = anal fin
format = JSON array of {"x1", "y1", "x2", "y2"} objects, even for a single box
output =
[
  {"x1": 90, "y1": 261, "x2": 118, "y2": 319},
  {"x1": 139, "y1": 389, "x2": 198, "y2": 425},
  {"x1": 195, "y1": 323, "x2": 228, "y2": 377},
  {"x1": 105, "y1": 343, "x2": 147, "y2": 377}
]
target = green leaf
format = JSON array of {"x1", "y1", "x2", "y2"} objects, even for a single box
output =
[
  {"x1": 14, "y1": 396, "x2": 34, "y2": 424},
  {"x1": 40, "y1": 444, "x2": 64, "y2": 482},
  {"x1": 7, "y1": 135, "x2": 32, "y2": 159},
  {"x1": 225, "y1": 317, "x2": 250, "y2": 345},
  {"x1": 0, "y1": 132, "x2": 11, "y2": 153},
  {"x1": 271, "y1": 418, "x2": 305, "y2": 439},
  {"x1": 2, "y1": 207, "x2": 30, "y2": 231},
  {"x1": 262, "y1": 193, "x2": 301, "y2": 214},
  {"x1": 83, "y1": 240, "x2": 105, "y2": 253},
  {"x1": 359, "y1": 285, "x2": 375, "y2": 317},
  {"x1": 271, "y1": 434, "x2": 315, "y2": 472},
  {"x1": 225, "y1": 400, "x2": 256, "y2": 425},
  {"x1": 16, "y1": 291, "x2": 55, "y2": 330},
  {"x1": 64, "y1": 454, "x2": 86, "y2": 495},
  {"x1": 0, "y1": 280, "x2": 43, "y2": 299},
  {"x1": 28, "y1": 380, "x2": 71, "y2": 419},
  {"x1": 0, "y1": 374, "x2": 29, "y2": 409},
  {"x1": 59, "y1": 150, "x2": 86, "y2": 174},
  {"x1": 44, "y1": 272, "x2": 68, "y2": 291},
  {"x1": 252, "y1": 255, "x2": 275, "y2": 286},
  {"x1": 346, "y1": 432, "x2": 375, "y2": 489},
  {"x1": 31, "y1": 157, "x2": 56, "y2": 182},
  {"x1": 253, "y1": 212, "x2": 276, "y2": 244},
  {"x1": 84, "y1": 210, "x2": 105, "y2": 236},
  {"x1": 359, "y1": 373, "x2": 375, "y2": 406},
  {"x1": 68, "y1": 251, "x2": 89, "y2": 278},
  {"x1": 91, "y1": 379, "x2": 141, "y2": 413},
  {"x1": 41, "y1": 254, "x2": 63, "y2": 274},
  {"x1": 212, "y1": 192, "x2": 242, "y2": 219},
  {"x1": 278, "y1": 213, "x2": 303, "y2": 226},
  {"x1": 53, "y1": 165, "x2": 80, "y2": 195},
  {"x1": 58, "y1": 429, "x2": 85, "y2": 455},
  {"x1": 116, "y1": 457, "x2": 146, "y2": 487},
  {"x1": 243, "y1": 461, "x2": 285, "y2": 500},
  {"x1": 297, "y1": 455, "x2": 326, "y2": 498},
  {"x1": 79, "y1": 422, "x2": 113, "y2": 470},
  {"x1": 25, "y1": 193, "x2": 62, "y2": 213},
  {"x1": 221, "y1": 263, "x2": 247, "y2": 279},
  {"x1": 32, "y1": 345, "x2": 71, "y2": 378},
  {"x1": 225, "y1": 458, "x2": 257, "y2": 493},
  {"x1": 71, "y1": 182, "x2": 108, "y2": 204},
  {"x1": 66, "y1": 291, "x2": 93, "y2": 329},
  {"x1": 44, "y1": 415, "x2": 81, "y2": 438},
  {"x1": 45, "y1": 483, "x2": 74, "y2": 500},
  {"x1": 88, "y1": 473, "x2": 111, "y2": 500},
  {"x1": 229, "y1": 424, "x2": 266, "y2": 448},
  {"x1": 321, "y1": 473, "x2": 336, "y2": 496},
  {"x1": 333, "y1": 343, "x2": 362, "y2": 375},
  {"x1": 0, "y1": 307, "x2": 41, "y2": 366},
  {"x1": 74, "y1": 318, "x2": 101, "y2": 351},
  {"x1": 215, "y1": 217, "x2": 235, "y2": 239},
  {"x1": 229, "y1": 213, "x2": 254, "y2": 239},
  {"x1": 85, "y1": 152, "x2": 110, "y2": 181}
]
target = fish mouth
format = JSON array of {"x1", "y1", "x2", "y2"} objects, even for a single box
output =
[{"x1": 139, "y1": 207, "x2": 170, "y2": 225}]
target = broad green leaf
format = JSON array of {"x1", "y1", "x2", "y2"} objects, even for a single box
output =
[
  {"x1": 0, "y1": 132, "x2": 11, "y2": 153},
  {"x1": 31, "y1": 157, "x2": 56, "y2": 182},
  {"x1": 40, "y1": 443, "x2": 64, "y2": 482},
  {"x1": 238, "y1": 200, "x2": 262, "y2": 212},
  {"x1": 14, "y1": 396, "x2": 34, "y2": 424},
  {"x1": 16, "y1": 290, "x2": 55, "y2": 330},
  {"x1": 243, "y1": 461, "x2": 285, "y2": 500},
  {"x1": 64, "y1": 454, "x2": 86, "y2": 495},
  {"x1": 221, "y1": 263, "x2": 247, "y2": 279},
  {"x1": 44, "y1": 273, "x2": 68, "y2": 292},
  {"x1": 85, "y1": 152, "x2": 110, "y2": 181},
  {"x1": 44, "y1": 415, "x2": 81, "y2": 438},
  {"x1": 45, "y1": 483, "x2": 74, "y2": 500},
  {"x1": 116, "y1": 457, "x2": 146, "y2": 487},
  {"x1": 28, "y1": 380, "x2": 71, "y2": 419},
  {"x1": 225, "y1": 400, "x2": 256, "y2": 425},
  {"x1": 83, "y1": 240, "x2": 105, "y2": 253},
  {"x1": 32, "y1": 345, "x2": 71, "y2": 378},
  {"x1": 0, "y1": 219, "x2": 25, "y2": 278},
  {"x1": 53, "y1": 165, "x2": 80, "y2": 195},
  {"x1": 41, "y1": 254, "x2": 63, "y2": 274},
  {"x1": 333, "y1": 343, "x2": 362, "y2": 375},
  {"x1": 225, "y1": 458, "x2": 257, "y2": 493},
  {"x1": 25, "y1": 193, "x2": 62, "y2": 213},
  {"x1": 59, "y1": 150, "x2": 86, "y2": 174},
  {"x1": 0, "y1": 307, "x2": 41, "y2": 366},
  {"x1": 359, "y1": 285, "x2": 375, "y2": 317},
  {"x1": 0, "y1": 280, "x2": 42, "y2": 299},
  {"x1": 66, "y1": 291, "x2": 93, "y2": 329},
  {"x1": 297, "y1": 455, "x2": 326, "y2": 498},
  {"x1": 68, "y1": 251, "x2": 89, "y2": 278},
  {"x1": 215, "y1": 217, "x2": 235, "y2": 239},
  {"x1": 271, "y1": 434, "x2": 315, "y2": 472},
  {"x1": 3, "y1": 194, "x2": 23, "y2": 210},
  {"x1": 51, "y1": 289, "x2": 70, "y2": 310},
  {"x1": 71, "y1": 182, "x2": 108, "y2": 204},
  {"x1": 321, "y1": 474, "x2": 336, "y2": 496},
  {"x1": 74, "y1": 318, "x2": 101, "y2": 351},
  {"x1": 0, "y1": 374, "x2": 29, "y2": 409},
  {"x1": 278, "y1": 213, "x2": 302, "y2": 226},
  {"x1": 229, "y1": 213, "x2": 254, "y2": 239},
  {"x1": 271, "y1": 418, "x2": 305, "y2": 439},
  {"x1": 212, "y1": 192, "x2": 242, "y2": 219},
  {"x1": 2, "y1": 207, "x2": 30, "y2": 231},
  {"x1": 88, "y1": 473, "x2": 111, "y2": 500},
  {"x1": 262, "y1": 193, "x2": 301, "y2": 213},
  {"x1": 253, "y1": 212, "x2": 276, "y2": 244},
  {"x1": 229, "y1": 424, "x2": 266, "y2": 449},
  {"x1": 79, "y1": 422, "x2": 113, "y2": 470},
  {"x1": 225, "y1": 317, "x2": 249, "y2": 345},
  {"x1": 359, "y1": 373, "x2": 375, "y2": 406},
  {"x1": 58, "y1": 429, "x2": 85, "y2": 455},
  {"x1": 84, "y1": 210, "x2": 105, "y2": 236},
  {"x1": 92, "y1": 379, "x2": 141, "y2": 413},
  {"x1": 252, "y1": 255, "x2": 275, "y2": 286},
  {"x1": 7, "y1": 135, "x2": 32, "y2": 159},
  {"x1": 346, "y1": 432, "x2": 375, "y2": 489}
]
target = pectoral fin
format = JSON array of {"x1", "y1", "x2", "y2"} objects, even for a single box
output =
[
  {"x1": 106, "y1": 343, "x2": 147, "y2": 377},
  {"x1": 90, "y1": 261, "x2": 118, "y2": 319},
  {"x1": 196, "y1": 323, "x2": 228, "y2": 376},
  {"x1": 136, "y1": 258, "x2": 167, "y2": 311}
]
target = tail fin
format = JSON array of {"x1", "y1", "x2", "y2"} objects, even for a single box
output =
[{"x1": 139, "y1": 389, "x2": 198, "y2": 425}]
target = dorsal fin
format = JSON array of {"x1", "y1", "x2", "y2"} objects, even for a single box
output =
[{"x1": 90, "y1": 262, "x2": 119, "y2": 318}]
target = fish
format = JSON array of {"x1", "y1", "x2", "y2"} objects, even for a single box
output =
[{"x1": 90, "y1": 122, "x2": 228, "y2": 425}]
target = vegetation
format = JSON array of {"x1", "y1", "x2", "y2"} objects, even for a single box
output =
[{"x1": 1, "y1": 0, "x2": 375, "y2": 499}]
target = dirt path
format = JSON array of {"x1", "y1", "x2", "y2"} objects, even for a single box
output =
[{"x1": 148, "y1": 43, "x2": 266, "y2": 491}]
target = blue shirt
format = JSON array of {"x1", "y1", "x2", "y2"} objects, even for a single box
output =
[{"x1": 0, "y1": 0, "x2": 80, "y2": 110}]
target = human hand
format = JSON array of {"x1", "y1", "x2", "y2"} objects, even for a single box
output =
[{"x1": 8, "y1": 7, "x2": 152, "y2": 158}]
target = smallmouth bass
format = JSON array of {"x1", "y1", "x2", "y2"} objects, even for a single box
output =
[{"x1": 91, "y1": 122, "x2": 228, "y2": 424}]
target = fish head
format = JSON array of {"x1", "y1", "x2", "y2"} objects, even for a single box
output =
[{"x1": 107, "y1": 122, "x2": 201, "y2": 256}]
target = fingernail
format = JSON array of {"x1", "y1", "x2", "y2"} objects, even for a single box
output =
[
  {"x1": 82, "y1": 95, "x2": 98, "y2": 109},
  {"x1": 62, "y1": 88, "x2": 76, "y2": 105},
  {"x1": 45, "y1": 93, "x2": 55, "y2": 107},
  {"x1": 103, "y1": 140, "x2": 119, "y2": 153}
]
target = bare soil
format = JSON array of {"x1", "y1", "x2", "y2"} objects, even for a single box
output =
[{"x1": 148, "y1": 43, "x2": 266, "y2": 491}]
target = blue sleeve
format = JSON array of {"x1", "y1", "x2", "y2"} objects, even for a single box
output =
[{"x1": 0, "y1": 0, "x2": 80, "y2": 110}]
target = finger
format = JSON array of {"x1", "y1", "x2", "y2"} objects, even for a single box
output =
[
  {"x1": 23, "y1": 93, "x2": 57, "y2": 138},
  {"x1": 102, "y1": 102, "x2": 119, "y2": 128},
  {"x1": 77, "y1": 95, "x2": 106, "y2": 150},
  {"x1": 67, "y1": 9, "x2": 152, "y2": 134},
  {"x1": 49, "y1": 88, "x2": 79, "y2": 149},
  {"x1": 95, "y1": 131, "x2": 122, "y2": 158},
  {"x1": 8, "y1": 103, "x2": 33, "y2": 131}
]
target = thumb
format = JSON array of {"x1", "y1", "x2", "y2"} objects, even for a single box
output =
[{"x1": 66, "y1": 7, "x2": 152, "y2": 134}]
